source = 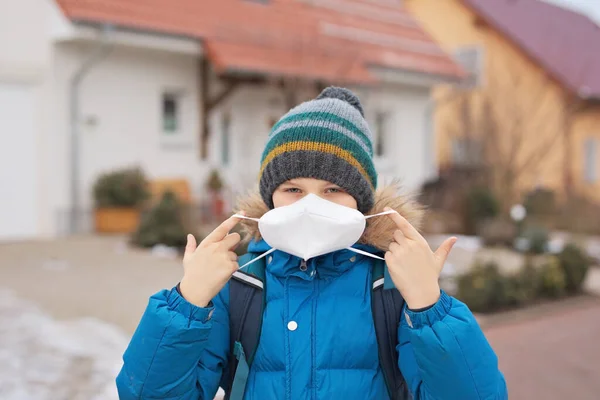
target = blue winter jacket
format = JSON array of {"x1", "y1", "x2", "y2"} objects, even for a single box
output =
[{"x1": 116, "y1": 237, "x2": 507, "y2": 400}]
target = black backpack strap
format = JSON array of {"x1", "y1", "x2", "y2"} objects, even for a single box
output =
[
  {"x1": 371, "y1": 258, "x2": 411, "y2": 400},
  {"x1": 223, "y1": 253, "x2": 267, "y2": 400}
]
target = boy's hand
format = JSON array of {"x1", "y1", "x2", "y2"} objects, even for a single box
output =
[
  {"x1": 179, "y1": 214, "x2": 243, "y2": 308},
  {"x1": 383, "y1": 208, "x2": 457, "y2": 310}
]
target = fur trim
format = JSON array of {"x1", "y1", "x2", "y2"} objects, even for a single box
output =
[{"x1": 234, "y1": 181, "x2": 424, "y2": 251}]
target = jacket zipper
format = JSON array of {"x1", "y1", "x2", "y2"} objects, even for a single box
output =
[
  {"x1": 300, "y1": 259, "x2": 308, "y2": 271},
  {"x1": 311, "y1": 264, "x2": 318, "y2": 400}
]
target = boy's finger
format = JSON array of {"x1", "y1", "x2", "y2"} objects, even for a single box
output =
[
  {"x1": 384, "y1": 207, "x2": 422, "y2": 242},
  {"x1": 220, "y1": 232, "x2": 241, "y2": 250},
  {"x1": 183, "y1": 234, "x2": 196, "y2": 262},
  {"x1": 393, "y1": 229, "x2": 406, "y2": 245},
  {"x1": 203, "y1": 215, "x2": 243, "y2": 244}
]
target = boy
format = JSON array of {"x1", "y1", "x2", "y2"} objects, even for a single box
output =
[{"x1": 116, "y1": 87, "x2": 507, "y2": 400}]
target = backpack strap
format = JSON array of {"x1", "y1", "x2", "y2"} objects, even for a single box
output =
[
  {"x1": 224, "y1": 253, "x2": 267, "y2": 400},
  {"x1": 371, "y1": 258, "x2": 411, "y2": 400}
]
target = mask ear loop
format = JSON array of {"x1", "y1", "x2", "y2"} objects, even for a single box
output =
[
  {"x1": 231, "y1": 214, "x2": 276, "y2": 269},
  {"x1": 232, "y1": 214, "x2": 260, "y2": 222},
  {"x1": 345, "y1": 246, "x2": 384, "y2": 260},
  {"x1": 346, "y1": 209, "x2": 399, "y2": 260},
  {"x1": 364, "y1": 209, "x2": 397, "y2": 219},
  {"x1": 239, "y1": 247, "x2": 276, "y2": 269}
]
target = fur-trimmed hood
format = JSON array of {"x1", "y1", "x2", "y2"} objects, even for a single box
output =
[{"x1": 235, "y1": 182, "x2": 424, "y2": 252}]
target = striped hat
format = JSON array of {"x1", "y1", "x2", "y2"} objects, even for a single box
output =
[{"x1": 259, "y1": 87, "x2": 377, "y2": 212}]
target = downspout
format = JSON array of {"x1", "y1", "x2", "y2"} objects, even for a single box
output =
[{"x1": 68, "y1": 24, "x2": 114, "y2": 234}]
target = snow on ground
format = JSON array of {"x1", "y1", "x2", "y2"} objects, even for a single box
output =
[
  {"x1": 0, "y1": 288, "x2": 227, "y2": 400},
  {"x1": 0, "y1": 288, "x2": 127, "y2": 400}
]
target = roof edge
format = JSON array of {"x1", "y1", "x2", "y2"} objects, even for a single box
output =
[{"x1": 459, "y1": 0, "x2": 584, "y2": 98}]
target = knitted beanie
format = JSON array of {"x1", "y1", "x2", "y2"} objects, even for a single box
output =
[{"x1": 259, "y1": 87, "x2": 377, "y2": 213}]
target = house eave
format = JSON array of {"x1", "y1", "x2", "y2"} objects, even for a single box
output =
[
  {"x1": 368, "y1": 65, "x2": 463, "y2": 89},
  {"x1": 53, "y1": 20, "x2": 203, "y2": 56}
]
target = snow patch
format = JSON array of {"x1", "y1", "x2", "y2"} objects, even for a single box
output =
[{"x1": 0, "y1": 289, "x2": 127, "y2": 400}]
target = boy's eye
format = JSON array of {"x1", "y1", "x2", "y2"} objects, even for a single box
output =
[
  {"x1": 284, "y1": 187, "x2": 302, "y2": 193},
  {"x1": 326, "y1": 187, "x2": 343, "y2": 193}
]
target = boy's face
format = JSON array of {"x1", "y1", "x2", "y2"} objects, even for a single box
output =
[{"x1": 272, "y1": 178, "x2": 358, "y2": 209}]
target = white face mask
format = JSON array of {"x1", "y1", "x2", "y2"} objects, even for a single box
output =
[{"x1": 233, "y1": 193, "x2": 395, "y2": 268}]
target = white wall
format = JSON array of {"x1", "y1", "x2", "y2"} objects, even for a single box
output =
[
  {"x1": 0, "y1": 83, "x2": 38, "y2": 239},
  {"x1": 0, "y1": 0, "x2": 52, "y2": 82},
  {"x1": 354, "y1": 84, "x2": 433, "y2": 193},
  {"x1": 0, "y1": 0, "x2": 58, "y2": 239},
  {"x1": 51, "y1": 43, "x2": 205, "y2": 218}
]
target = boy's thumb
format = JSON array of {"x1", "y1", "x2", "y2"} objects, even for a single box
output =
[
  {"x1": 183, "y1": 234, "x2": 196, "y2": 261},
  {"x1": 434, "y1": 237, "x2": 457, "y2": 271}
]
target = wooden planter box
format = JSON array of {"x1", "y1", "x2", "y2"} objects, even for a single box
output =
[{"x1": 94, "y1": 207, "x2": 140, "y2": 233}]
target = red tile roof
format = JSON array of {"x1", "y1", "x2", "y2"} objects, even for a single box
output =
[
  {"x1": 55, "y1": 0, "x2": 463, "y2": 84},
  {"x1": 463, "y1": 0, "x2": 600, "y2": 99}
]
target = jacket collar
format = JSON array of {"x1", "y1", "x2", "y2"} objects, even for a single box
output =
[{"x1": 248, "y1": 239, "x2": 382, "y2": 279}]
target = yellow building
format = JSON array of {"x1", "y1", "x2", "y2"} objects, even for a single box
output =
[{"x1": 406, "y1": 0, "x2": 600, "y2": 205}]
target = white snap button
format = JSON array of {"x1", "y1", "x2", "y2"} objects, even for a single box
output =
[
  {"x1": 287, "y1": 321, "x2": 298, "y2": 331},
  {"x1": 350, "y1": 256, "x2": 356, "y2": 262},
  {"x1": 268, "y1": 256, "x2": 273, "y2": 264}
]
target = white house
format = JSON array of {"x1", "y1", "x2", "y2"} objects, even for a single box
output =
[{"x1": 0, "y1": 0, "x2": 462, "y2": 241}]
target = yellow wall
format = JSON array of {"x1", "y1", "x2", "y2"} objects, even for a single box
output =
[{"x1": 406, "y1": 0, "x2": 600, "y2": 204}]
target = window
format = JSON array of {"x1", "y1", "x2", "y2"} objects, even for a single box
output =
[
  {"x1": 162, "y1": 93, "x2": 179, "y2": 133},
  {"x1": 221, "y1": 112, "x2": 231, "y2": 166},
  {"x1": 453, "y1": 46, "x2": 484, "y2": 89},
  {"x1": 374, "y1": 111, "x2": 388, "y2": 157},
  {"x1": 584, "y1": 138, "x2": 598, "y2": 183}
]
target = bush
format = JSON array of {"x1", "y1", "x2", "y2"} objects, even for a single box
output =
[
  {"x1": 537, "y1": 256, "x2": 567, "y2": 298},
  {"x1": 93, "y1": 167, "x2": 149, "y2": 208},
  {"x1": 456, "y1": 262, "x2": 514, "y2": 313},
  {"x1": 464, "y1": 186, "x2": 500, "y2": 235},
  {"x1": 511, "y1": 263, "x2": 540, "y2": 305},
  {"x1": 479, "y1": 218, "x2": 517, "y2": 247},
  {"x1": 206, "y1": 169, "x2": 224, "y2": 192},
  {"x1": 131, "y1": 191, "x2": 189, "y2": 250},
  {"x1": 524, "y1": 188, "x2": 556, "y2": 216},
  {"x1": 557, "y1": 244, "x2": 591, "y2": 294},
  {"x1": 518, "y1": 225, "x2": 549, "y2": 255},
  {"x1": 418, "y1": 168, "x2": 493, "y2": 234},
  {"x1": 457, "y1": 257, "x2": 569, "y2": 313}
]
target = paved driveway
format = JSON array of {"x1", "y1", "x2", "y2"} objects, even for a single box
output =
[
  {"x1": 1, "y1": 236, "x2": 599, "y2": 399},
  {"x1": 486, "y1": 301, "x2": 600, "y2": 400}
]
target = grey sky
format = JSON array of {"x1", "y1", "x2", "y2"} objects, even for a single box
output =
[{"x1": 542, "y1": 0, "x2": 600, "y2": 24}]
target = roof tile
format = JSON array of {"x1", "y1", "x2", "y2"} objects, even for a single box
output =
[
  {"x1": 55, "y1": 0, "x2": 463, "y2": 83},
  {"x1": 463, "y1": 0, "x2": 600, "y2": 98}
]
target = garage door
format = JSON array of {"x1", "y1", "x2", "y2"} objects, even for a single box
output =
[{"x1": 0, "y1": 82, "x2": 38, "y2": 240}]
